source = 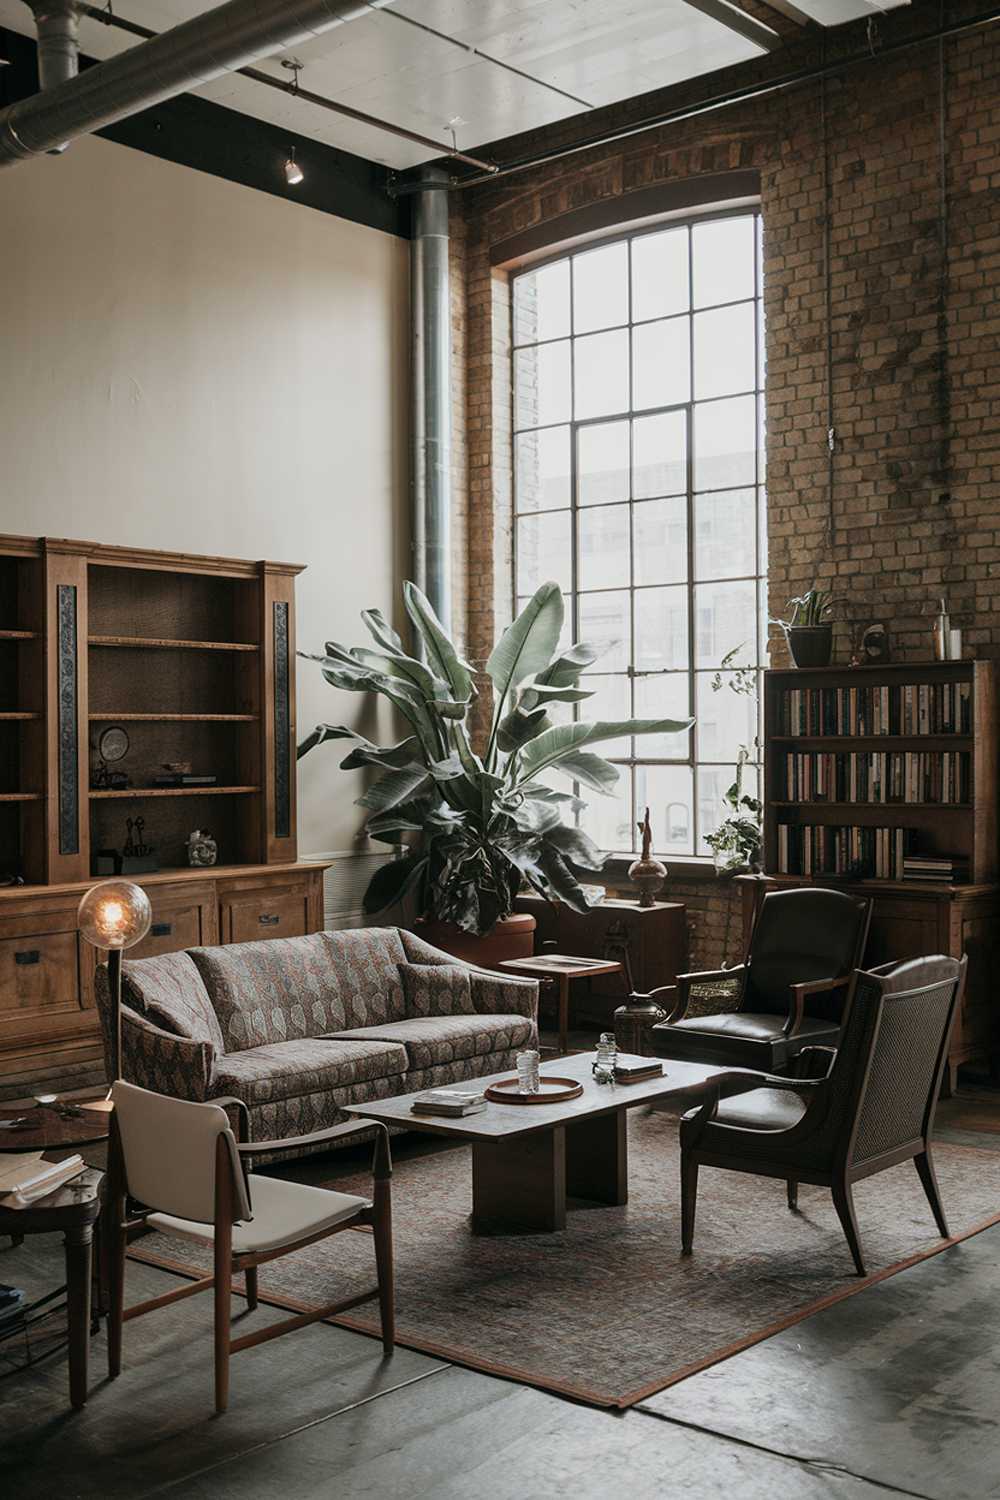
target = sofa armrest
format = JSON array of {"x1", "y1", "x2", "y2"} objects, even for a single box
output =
[
  {"x1": 397, "y1": 928, "x2": 540, "y2": 1042},
  {"x1": 120, "y1": 1007, "x2": 217, "y2": 1102},
  {"x1": 469, "y1": 969, "x2": 538, "y2": 1025}
]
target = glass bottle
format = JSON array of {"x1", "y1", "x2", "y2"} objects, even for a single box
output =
[
  {"x1": 593, "y1": 1031, "x2": 618, "y2": 1084},
  {"x1": 516, "y1": 1048, "x2": 540, "y2": 1094}
]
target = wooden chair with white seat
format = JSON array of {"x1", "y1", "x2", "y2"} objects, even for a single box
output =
[{"x1": 106, "y1": 1081, "x2": 394, "y2": 1413}]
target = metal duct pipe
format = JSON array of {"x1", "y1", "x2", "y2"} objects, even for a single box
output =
[
  {"x1": 410, "y1": 166, "x2": 452, "y2": 629},
  {"x1": 30, "y1": 0, "x2": 80, "y2": 92},
  {"x1": 0, "y1": 0, "x2": 388, "y2": 166}
]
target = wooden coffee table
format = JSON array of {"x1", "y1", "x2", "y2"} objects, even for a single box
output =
[{"x1": 344, "y1": 1052, "x2": 735, "y2": 1234}]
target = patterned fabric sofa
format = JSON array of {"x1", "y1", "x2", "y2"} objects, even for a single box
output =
[{"x1": 95, "y1": 927, "x2": 539, "y2": 1148}]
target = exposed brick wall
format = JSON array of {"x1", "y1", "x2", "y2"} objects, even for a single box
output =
[{"x1": 449, "y1": 0, "x2": 1000, "y2": 967}]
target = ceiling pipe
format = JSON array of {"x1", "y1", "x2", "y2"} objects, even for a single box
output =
[
  {"x1": 410, "y1": 166, "x2": 452, "y2": 630},
  {"x1": 26, "y1": 0, "x2": 81, "y2": 153},
  {"x1": 30, "y1": 0, "x2": 80, "y2": 91},
  {"x1": 0, "y1": 0, "x2": 392, "y2": 166}
]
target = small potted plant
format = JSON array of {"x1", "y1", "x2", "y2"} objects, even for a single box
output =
[{"x1": 773, "y1": 587, "x2": 841, "y2": 668}]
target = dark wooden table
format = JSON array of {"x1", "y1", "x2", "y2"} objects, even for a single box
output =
[
  {"x1": 344, "y1": 1052, "x2": 733, "y2": 1234},
  {"x1": 499, "y1": 954, "x2": 625, "y2": 1054},
  {"x1": 0, "y1": 1099, "x2": 112, "y2": 1156},
  {"x1": 0, "y1": 1167, "x2": 104, "y2": 1408}
]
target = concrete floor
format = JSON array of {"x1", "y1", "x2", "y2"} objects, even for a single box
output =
[{"x1": 1, "y1": 1084, "x2": 998, "y2": 1500}]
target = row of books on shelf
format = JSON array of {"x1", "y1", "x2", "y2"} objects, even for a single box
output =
[
  {"x1": 780, "y1": 750, "x2": 971, "y2": 805},
  {"x1": 776, "y1": 823, "x2": 970, "y2": 882},
  {"x1": 777, "y1": 681, "x2": 972, "y2": 738}
]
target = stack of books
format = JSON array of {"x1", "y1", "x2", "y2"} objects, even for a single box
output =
[
  {"x1": 0, "y1": 1152, "x2": 86, "y2": 1208},
  {"x1": 151, "y1": 773, "x2": 218, "y2": 788},
  {"x1": 411, "y1": 1088, "x2": 486, "y2": 1118},
  {"x1": 614, "y1": 1058, "x2": 664, "y2": 1083},
  {"x1": 902, "y1": 854, "x2": 969, "y2": 884}
]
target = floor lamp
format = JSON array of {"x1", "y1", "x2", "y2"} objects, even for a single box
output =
[{"x1": 77, "y1": 880, "x2": 152, "y2": 1099}]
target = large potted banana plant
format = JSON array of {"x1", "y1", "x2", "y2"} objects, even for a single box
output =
[{"x1": 298, "y1": 580, "x2": 692, "y2": 965}]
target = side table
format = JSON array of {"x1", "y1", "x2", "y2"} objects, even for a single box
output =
[
  {"x1": 0, "y1": 1167, "x2": 104, "y2": 1408},
  {"x1": 499, "y1": 954, "x2": 624, "y2": 1055},
  {"x1": 0, "y1": 1098, "x2": 111, "y2": 1410}
]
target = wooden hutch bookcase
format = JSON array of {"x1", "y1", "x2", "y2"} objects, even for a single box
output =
[
  {"x1": 0, "y1": 534, "x2": 325, "y2": 1094},
  {"x1": 743, "y1": 660, "x2": 1000, "y2": 1091}
]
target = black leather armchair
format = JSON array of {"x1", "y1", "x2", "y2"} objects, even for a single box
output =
[
  {"x1": 648, "y1": 886, "x2": 872, "y2": 1072},
  {"x1": 678, "y1": 954, "x2": 966, "y2": 1276}
]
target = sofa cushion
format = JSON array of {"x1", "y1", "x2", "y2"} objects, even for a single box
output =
[
  {"x1": 398, "y1": 962, "x2": 475, "y2": 1017},
  {"x1": 214, "y1": 1037, "x2": 408, "y2": 1105},
  {"x1": 120, "y1": 952, "x2": 224, "y2": 1054},
  {"x1": 327, "y1": 1013, "x2": 533, "y2": 1071},
  {"x1": 188, "y1": 928, "x2": 409, "y2": 1052}
]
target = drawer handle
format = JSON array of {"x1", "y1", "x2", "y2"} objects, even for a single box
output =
[
  {"x1": 258, "y1": 913, "x2": 281, "y2": 927},
  {"x1": 151, "y1": 922, "x2": 172, "y2": 938},
  {"x1": 15, "y1": 950, "x2": 41, "y2": 966}
]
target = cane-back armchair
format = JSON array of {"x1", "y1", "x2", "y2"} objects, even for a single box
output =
[{"x1": 678, "y1": 954, "x2": 966, "y2": 1276}]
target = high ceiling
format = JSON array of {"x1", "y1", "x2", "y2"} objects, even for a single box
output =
[{"x1": 0, "y1": 0, "x2": 909, "y2": 170}]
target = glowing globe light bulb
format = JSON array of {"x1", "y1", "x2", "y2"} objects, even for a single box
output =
[{"x1": 77, "y1": 880, "x2": 152, "y2": 951}]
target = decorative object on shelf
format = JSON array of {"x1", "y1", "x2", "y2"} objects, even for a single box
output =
[
  {"x1": 592, "y1": 1031, "x2": 618, "y2": 1084},
  {"x1": 92, "y1": 724, "x2": 131, "y2": 791},
  {"x1": 613, "y1": 989, "x2": 668, "y2": 1057},
  {"x1": 120, "y1": 816, "x2": 158, "y2": 875},
  {"x1": 627, "y1": 807, "x2": 667, "y2": 907},
  {"x1": 515, "y1": 1048, "x2": 541, "y2": 1094},
  {"x1": 186, "y1": 828, "x2": 218, "y2": 867},
  {"x1": 933, "y1": 598, "x2": 952, "y2": 661},
  {"x1": 861, "y1": 623, "x2": 890, "y2": 663},
  {"x1": 772, "y1": 587, "x2": 842, "y2": 668},
  {"x1": 298, "y1": 579, "x2": 691, "y2": 949},
  {"x1": 77, "y1": 879, "x2": 152, "y2": 1088}
]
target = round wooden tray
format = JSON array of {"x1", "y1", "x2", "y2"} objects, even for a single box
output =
[{"x1": 484, "y1": 1076, "x2": 584, "y2": 1105}]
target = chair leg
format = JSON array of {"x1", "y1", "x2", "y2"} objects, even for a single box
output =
[
  {"x1": 372, "y1": 1180, "x2": 395, "y2": 1354},
  {"x1": 214, "y1": 1231, "x2": 232, "y2": 1414},
  {"x1": 832, "y1": 1179, "x2": 866, "y2": 1276},
  {"x1": 107, "y1": 1218, "x2": 126, "y2": 1379},
  {"x1": 787, "y1": 1177, "x2": 799, "y2": 1211},
  {"x1": 245, "y1": 1267, "x2": 258, "y2": 1312},
  {"x1": 681, "y1": 1152, "x2": 699, "y2": 1256},
  {"x1": 914, "y1": 1149, "x2": 950, "y2": 1239}
]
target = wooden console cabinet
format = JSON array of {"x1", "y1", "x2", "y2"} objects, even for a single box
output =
[{"x1": 0, "y1": 533, "x2": 325, "y2": 1096}]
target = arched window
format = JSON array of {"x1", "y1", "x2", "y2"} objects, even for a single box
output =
[{"x1": 512, "y1": 208, "x2": 765, "y2": 858}]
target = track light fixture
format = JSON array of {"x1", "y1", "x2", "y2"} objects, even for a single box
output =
[{"x1": 284, "y1": 145, "x2": 303, "y2": 186}]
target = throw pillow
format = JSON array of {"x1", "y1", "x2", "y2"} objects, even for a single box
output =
[{"x1": 398, "y1": 962, "x2": 475, "y2": 1018}]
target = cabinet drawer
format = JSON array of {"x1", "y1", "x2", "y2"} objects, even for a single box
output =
[
  {"x1": 223, "y1": 891, "x2": 310, "y2": 946},
  {"x1": 0, "y1": 930, "x2": 81, "y2": 1016},
  {"x1": 129, "y1": 901, "x2": 207, "y2": 960}
]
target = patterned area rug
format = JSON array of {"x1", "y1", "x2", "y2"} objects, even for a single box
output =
[{"x1": 131, "y1": 1109, "x2": 1000, "y2": 1408}]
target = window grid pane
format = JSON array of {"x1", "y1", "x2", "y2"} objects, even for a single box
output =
[{"x1": 512, "y1": 209, "x2": 765, "y2": 856}]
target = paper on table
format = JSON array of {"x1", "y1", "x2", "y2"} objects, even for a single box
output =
[{"x1": 0, "y1": 1152, "x2": 86, "y2": 1208}]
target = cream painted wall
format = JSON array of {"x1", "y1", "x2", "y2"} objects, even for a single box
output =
[{"x1": 0, "y1": 134, "x2": 410, "y2": 855}]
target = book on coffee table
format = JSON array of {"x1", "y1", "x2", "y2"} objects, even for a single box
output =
[
  {"x1": 411, "y1": 1088, "x2": 487, "y2": 1118},
  {"x1": 614, "y1": 1059, "x2": 664, "y2": 1082}
]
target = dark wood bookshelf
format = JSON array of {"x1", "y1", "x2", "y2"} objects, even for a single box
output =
[{"x1": 754, "y1": 659, "x2": 1000, "y2": 1090}]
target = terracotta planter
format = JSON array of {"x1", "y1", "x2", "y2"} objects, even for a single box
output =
[
  {"x1": 785, "y1": 624, "x2": 833, "y2": 668},
  {"x1": 416, "y1": 912, "x2": 536, "y2": 968}
]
